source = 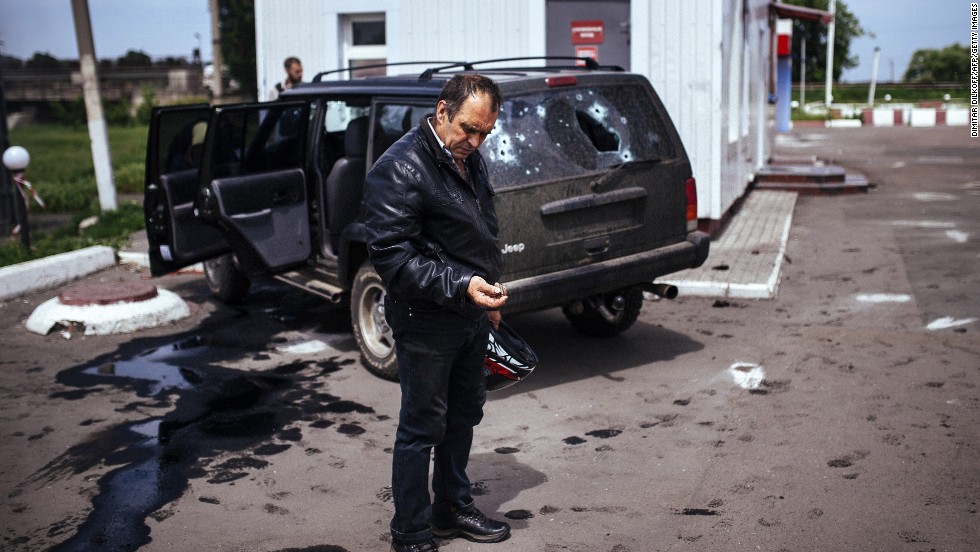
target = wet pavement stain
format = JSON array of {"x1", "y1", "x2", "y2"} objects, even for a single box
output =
[
  {"x1": 504, "y1": 509, "x2": 534, "y2": 520},
  {"x1": 676, "y1": 508, "x2": 720, "y2": 516},
  {"x1": 585, "y1": 429, "x2": 622, "y2": 439},
  {"x1": 563, "y1": 436, "x2": 587, "y2": 445},
  {"x1": 34, "y1": 327, "x2": 374, "y2": 551}
]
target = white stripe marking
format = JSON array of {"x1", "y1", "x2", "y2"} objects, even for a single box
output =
[
  {"x1": 911, "y1": 192, "x2": 956, "y2": 202},
  {"x1": 926, "y1": 317, "x2": 977, "y2": 331},
  {"x1": 277, "y1": 340, "x2": 331, "y2": 354},
  {"x1": 854, "y1": 293, "x2": 912, "y2": 303},
  {"x1": 890, "y1": 220, "x2": 956, "y2": 229},
  {"x1": 946, "y1": 230, "x2": 969, "y2": 243}
]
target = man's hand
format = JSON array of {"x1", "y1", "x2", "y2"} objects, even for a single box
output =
[{"x1": 467, "y1": 275, "x2": 508, "y2": 310}]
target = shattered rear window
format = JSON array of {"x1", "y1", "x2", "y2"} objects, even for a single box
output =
[{"x1": 483, "y1": 84, "x2": 674, "y2": 190}]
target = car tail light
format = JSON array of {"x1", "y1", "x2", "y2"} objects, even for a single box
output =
[
  {"x1": 546, "y1": 76, "x2": 577, "y2": 87},
  {"x1": 685, "y1": 177, "x2": 698, "y2": 232}
]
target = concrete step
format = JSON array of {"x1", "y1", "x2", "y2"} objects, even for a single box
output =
[{"x1": 754, "y1": 163, "x2": 870, "y2": 195}]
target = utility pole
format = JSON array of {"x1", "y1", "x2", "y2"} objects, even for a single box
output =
[
  {"x1": 868, "y1": 47, "x2": 881, "y2": 106},
  {"x1": 0, "y1": 56, "x2": 15, "y2": 234},
  {"x1": 209, "y1": 0, "x2": 224, "y2": 100},
  {"x1": 799, "y1": 38, "x2": 806, "y2": 108},
  {"x1": 70, "y1": 0, "x2": 117, "y2": 211},
  {"x1": 824, "y1": 0, "x2": 836, "y2": 109}
]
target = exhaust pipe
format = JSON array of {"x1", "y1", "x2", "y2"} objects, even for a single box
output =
[{"x1": 640, "y1": 282, "x2": 678, "y2": 300}]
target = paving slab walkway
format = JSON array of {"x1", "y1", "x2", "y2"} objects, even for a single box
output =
[{"x1": 664, "y1": 190, "x2": 798, "y2": 299}]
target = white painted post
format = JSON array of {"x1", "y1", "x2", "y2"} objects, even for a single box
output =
[
  {"x1": 209, "y1": 0, "x2": 224, "y2": 100},
  {"x1": 70, "y1": 0, "x2": 117, "y2": 211},
  {"x1": 799, "y1": 38, "x2": 806, "y2": 108},
  {"x1": 824, "y1": 0, "x2": 836, "y2": 109},
  {"x1": 868, "y1": 47, "x2": 880, "y2": 106}
]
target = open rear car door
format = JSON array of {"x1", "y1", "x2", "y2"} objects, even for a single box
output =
[
  {"x1": 144, "y1": 105, "x2": 231, "y2": 276},
  {"x1": 194, "y1": 101, "x2": 312, "y2": 275}
]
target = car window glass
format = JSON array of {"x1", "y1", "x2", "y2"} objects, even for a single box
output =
[
  {"x1": 323, "y1": 100, "x2": 370, "y2": 132},
  {"x1": 160, "y1": 112, "x2": 209, "y2": 175},
  {"x1": 211, "y1": 103, "x2": 307, "y2": 178},
  {"x1": 372, "y1": 103, "x2": 428, "y2": 162},
  {"x1": 318, "y1": 100, "x2": 371, "y2": 172},
  {"x1": 483, "y1": 83, "x2": 674, "y2": 190}
]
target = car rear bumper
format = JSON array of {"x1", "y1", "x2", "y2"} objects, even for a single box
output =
[{"x1": 503, "y1": 231, "x2": 710, "y2": 313}]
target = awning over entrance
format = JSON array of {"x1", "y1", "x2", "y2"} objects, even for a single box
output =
[{"x1": 769, "y1": 1, "x2": 834, "y2": 24}]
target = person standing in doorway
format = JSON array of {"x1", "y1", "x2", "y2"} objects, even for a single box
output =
[{"x1": 361, "y1": 74, "x2": 511, "y2": 552}]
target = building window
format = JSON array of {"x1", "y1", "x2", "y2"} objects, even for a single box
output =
[
  {"x1": 352, "y1": 20, "x2": 385, "y2": 46},
  {"x1": 343, "y1": 14, "x2": 386, "y2": 77}
]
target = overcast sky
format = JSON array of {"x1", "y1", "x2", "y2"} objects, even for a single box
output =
[{"x1": 0, "y1": 0, "x2": 970, "y2": 82}]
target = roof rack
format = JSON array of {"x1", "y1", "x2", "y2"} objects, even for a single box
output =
[
  {"x1": 312, "y1": 61, "x2": 464, "y2": 82},
  {"x1": 417, "y1": 56, "x2": 624, "y2": 82}
]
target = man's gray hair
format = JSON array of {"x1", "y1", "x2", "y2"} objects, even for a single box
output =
[{"x1": 438, "y1": 74, "x2": 502, "y2": 121}]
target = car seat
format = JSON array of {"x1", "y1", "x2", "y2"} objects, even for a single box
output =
[{"x1": 326, "y1": 116, "x2": 369, "y2": 252}]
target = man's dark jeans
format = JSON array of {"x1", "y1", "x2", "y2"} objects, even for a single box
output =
[{"x1": 385, "y1": 297, "x2": 490, "y2": 543}]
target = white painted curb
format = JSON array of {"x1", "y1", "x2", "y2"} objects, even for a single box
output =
[
  {"x1": 0, "y1": 246, "x2": 116, "y2": 302},
  {"x1": 24, "y1": 287, "x2": 191, "y2": 335},
  {"x1": 118, "y1": 251, "x2": 203, "y2": 274}
]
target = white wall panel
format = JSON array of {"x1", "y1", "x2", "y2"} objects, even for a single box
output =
[
  {"x1": 633, "y1": 0, "x2": 723, "y2": 220},
  {"x1": 393, "y1": 0, "x2": 545, "y2": 66},
  {"x1": 256, "y1": 0, "x2": 331, "y2": 99}
]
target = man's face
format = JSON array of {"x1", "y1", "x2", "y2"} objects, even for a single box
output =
[
  {"x1": 286, "y1": 62, "x2": 303, "y2": 84},
  {"x1": 434, "y1": 92, "x2": 498, "y2": 162}
]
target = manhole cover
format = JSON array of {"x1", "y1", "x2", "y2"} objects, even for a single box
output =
[{"x1": 58, "y1": 281, "x2": 159, "y2": 306}]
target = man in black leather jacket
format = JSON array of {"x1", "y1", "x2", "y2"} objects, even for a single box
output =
[{"x1": 362, "y1": 74, "x2": 511, "y2": 552}]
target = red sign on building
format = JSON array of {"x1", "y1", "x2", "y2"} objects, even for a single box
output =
[
  {"x1": 575, "y1": 46, "x2": 598, "y2": 64},
  {"x1": 571, "y1": 20, "x2": 604, "y2": 44}
]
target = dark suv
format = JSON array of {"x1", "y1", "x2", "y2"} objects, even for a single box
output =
[{"x1": 143, "y1": 58, "x2": 709, "y2": 380}]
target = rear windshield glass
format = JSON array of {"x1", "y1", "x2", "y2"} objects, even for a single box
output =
[{"x1": 482, "y1": 83, "x2": 674, "y2": 190}]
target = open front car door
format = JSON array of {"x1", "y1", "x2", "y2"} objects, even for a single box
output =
[
  {"x1": 194, "y1": 101, "x2": 313, "y2": 276},
  {"x1": 144, "y1": 105, "x2": 231, "y2": 276}
]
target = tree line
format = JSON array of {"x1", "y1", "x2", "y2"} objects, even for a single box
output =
[{"x1": 779, "y1": 0, "x2": 966, "y2": 84}]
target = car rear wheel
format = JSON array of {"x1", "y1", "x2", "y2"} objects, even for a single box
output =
[
  {"x1": 351, "y1": 262, "x2": 398, "y2": 381},
  {"x1": 203, "y1": 253, "x2": 250, "y2": 304},
  {"x1": 562, "y1": 287, "x2": 643, "y2": 337}
]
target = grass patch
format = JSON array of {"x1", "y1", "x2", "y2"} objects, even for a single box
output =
[
  {"x1": 7, "y1": 124, "x2": 148, "y2": 211},
  {"x1": 0, "y1": 202, "x2": 145, "y2": 267},
  {"x1": 2, "y1": 123, "x2": 150, "y2": 267}
]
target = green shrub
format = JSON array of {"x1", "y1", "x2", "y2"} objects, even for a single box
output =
[
  {"x1": 105, "y1": 100, "x2": 134, "y2": 126},
  {"x1": 135, "y1": 87, "x2": 156, "y2": 125},
  {"x1": 114, "y1": 162, "x2": 146, "y2": 194}
]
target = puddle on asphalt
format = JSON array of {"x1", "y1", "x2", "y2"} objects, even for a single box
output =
[{"x1": 41, "y1": 333, "x2": 369, "y2": 551}]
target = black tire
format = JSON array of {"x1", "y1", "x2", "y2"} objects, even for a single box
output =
[
  {"x1": 562, "y1": 286, "x2": 643, "y2": 337},
  {"x1": 350, "y1": 262, "x2": 398, "y2": 381},
  {"x1": 203, "y1": 253, "x2": 251, "y2": 304}
]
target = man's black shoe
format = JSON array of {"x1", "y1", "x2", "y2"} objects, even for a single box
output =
[
  {"x1": 390, "y1": 538, "x2": 438, "y2": 552},
  {"x1": 431, "y1": 505, "x2": 511, "y2": 543}
]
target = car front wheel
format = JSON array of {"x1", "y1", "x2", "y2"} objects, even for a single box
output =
[
  {"x1": 350, "y1": 262, "x2": 398, "y2": 381},
  {"x1": 562, "y1": 286, "x2": 643, "y2": 337}
]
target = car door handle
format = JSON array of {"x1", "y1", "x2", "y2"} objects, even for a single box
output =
[
  {"x1": 230, "y1": 208, "x2": 272, "y2": 221},
  {"x1": 271, "y1": 189, "x2": 297, "y2": 205}
]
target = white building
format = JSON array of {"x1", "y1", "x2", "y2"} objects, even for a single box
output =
[{"x1": 253, "y1": 0, "x2": 826, "y2": 228}]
